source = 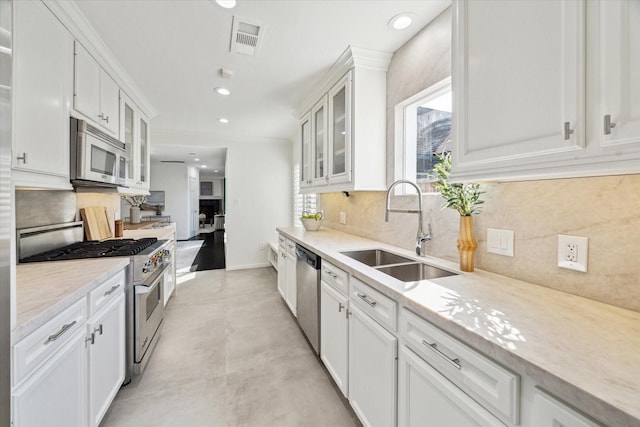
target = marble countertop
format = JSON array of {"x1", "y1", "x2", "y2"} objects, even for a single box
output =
[
  {"x1": 277, "y1": 226, "x2": 640, "y2": 426},
  {"x1": 14, "y1": 258, "x2": 130, "y2": 343}
]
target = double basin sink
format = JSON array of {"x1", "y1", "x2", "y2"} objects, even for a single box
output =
[{"x1": 341, "y1": 249, "x2": 458, "y2": 282}]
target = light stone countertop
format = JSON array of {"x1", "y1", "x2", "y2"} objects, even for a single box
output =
[
  {"x1": 277, "y1": 226, "x2": 640, "y2": 427},
  {"x1": 122, "y1": 222, "x2": 176, "y2": 240},
  {"x1": 14, "y1": 258, "x2": 130, "y2": 344}
]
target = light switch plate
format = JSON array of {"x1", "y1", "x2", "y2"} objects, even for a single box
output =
[
  {"x1": 558, "y1": 235, "x2": 588, "y2": 272},
  {"x1": 487, "y1": 228, "x2": 514, "y2": 257},
  {"x1": 339, "y1": 212, "x2": 347, "y2": 225}
]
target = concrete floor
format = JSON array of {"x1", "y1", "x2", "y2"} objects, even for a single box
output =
[{"x1": 101, "y1": 267, "x2": 359, "y2": 427}]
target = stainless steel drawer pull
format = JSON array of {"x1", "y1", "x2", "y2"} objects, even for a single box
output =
[
  {"x1": 104, "y1": 284, "x2": 121, "y2": 296},
  {"x1": 604, "y1": 114, "x2": 616, "y2": 135},
  {"x1": 44, "y1": 320, "x2": 77, "y2": 345},
  {"x1": 94, "y1": 324, "x2": 103, "y2": 336},
  {"x1": 357, "y1": 293, "x2": 377, "y2": 307},
  {"x1": 338, "y1": 303, "x2": 345, "y2": 312},
  {"x1": 422, "y1": 339, "x2": 462, "y2": 370},
  {"x1": 325, "y1": 270, "x2": 338, "y2": 278}
]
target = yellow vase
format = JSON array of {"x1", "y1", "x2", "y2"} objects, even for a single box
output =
[{"x1": 456, "y1": 216, "x2": 478, "y2": 272}]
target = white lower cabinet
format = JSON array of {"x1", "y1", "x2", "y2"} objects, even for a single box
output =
[
  {"x1": 348, "y1": 305, "x2": 397, "y2": 427},
  {"x1": 277, "y1": 236, "x2": 297, "y2": 316},
  {"x1": 320, "y1": 281, "x2": 349, "y2": 397},
  {"x1": 398, "y1": 346, "x2": 505, "y2": 427},
  {"x1": 12, "y1": 269, "x2": 126, "y2": 427},
  {"x1": 88, "y1": 293, "x2": 125, "y2": 427},
  {"x1": 12, "y1": 330, "x2": 88, "y2": 427}
]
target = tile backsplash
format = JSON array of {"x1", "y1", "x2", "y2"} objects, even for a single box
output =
[{"x1": 320, "y1": 173, "x2": 640, "y2": 312}]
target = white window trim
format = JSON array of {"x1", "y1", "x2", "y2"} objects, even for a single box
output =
[{"x1": 393, "y1": 76, "x2": 452, "y2": 195}]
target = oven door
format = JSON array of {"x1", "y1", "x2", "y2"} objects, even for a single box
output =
[{"x1": 134, "y1": 267, "x2": 165, "y2": 363}]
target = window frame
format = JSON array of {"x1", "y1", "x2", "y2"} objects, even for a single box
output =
[{"x1": 393, "y1": 76, "x2": 452, "y2": 194}]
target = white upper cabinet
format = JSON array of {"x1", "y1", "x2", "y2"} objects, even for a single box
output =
[
  {"x1": 74, "y1": 41, "x2": 120, "y2": 137},
  {"x1": 298, "y1": 47, "x2": 390, "y2": 193},
  {"x1": 452, "y1": 0, "x2": 640, "y2": 182},
  {"x1": 12, "y1": 0, "x2": 73, "y2": 189},
  {"x1": 119, "y1": 91, "x2": 150, "y2": 191},
  {"x1": 311, "y1": 96, "x2": 329, "y2": 186},
  {"x1": 452, "y1": 0, "x2": 585, "y2": 181},
  {"x1": 590, "y1": 0, "x2": 640, "y2": 154}
]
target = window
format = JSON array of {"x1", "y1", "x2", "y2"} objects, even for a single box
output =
[
  {"x1": 293, "y1": 164, "x2": 317, "y2": 225},
  {"x1": 394, "y1": 77, "x2": 452, "y2": 192}
]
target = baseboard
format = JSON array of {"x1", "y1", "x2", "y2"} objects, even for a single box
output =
[{"x1": 225, "y1": 262, "x2": 272, "y2": 271}]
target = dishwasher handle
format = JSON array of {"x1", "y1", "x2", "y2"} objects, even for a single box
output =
[{"x1": 295, "y1": 244, "x2": 321, "y2": 270}]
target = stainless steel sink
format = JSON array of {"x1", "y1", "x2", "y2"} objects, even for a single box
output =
[
  {"x1": 341, "y1": 249, "x2": 414, "y2": 267},
  {"x1": 375, "y1": 262, "x2": 458, "y2": 281}
]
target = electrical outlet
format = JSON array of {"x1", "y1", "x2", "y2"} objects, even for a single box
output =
[
  {"x1": 339, "y1": 212, "x2": 347, "y2": 225},
  {"x1": 558, "y1": 235, "x2": 588, "y2": 272}
]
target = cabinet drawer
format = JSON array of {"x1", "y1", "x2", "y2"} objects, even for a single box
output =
[
  {"x1": 321, "y1": 260, "x2": 348, "y2": 295},
  {"x1": 285, "y1": 238, "x2": 296, "y2": 256},
  {"x1": 89, "y1": 269, "x2": 125, "y2": 317},
  {"x1": 534, "y1": 388, "x2": 602, "y2": 427},
  {"x1": 13, "y1": 297, "x2": 87, "y2": 387},
  {"x1": 400, "y1": 308, "x2": 519, "y2": 425},
  {"x1": 350, "y1": 277, "x2": 396, "y2": 332}
]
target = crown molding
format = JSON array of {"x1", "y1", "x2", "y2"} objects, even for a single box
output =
[{"x1": 294, "y1": 45, "x2": 392, "y2": 119}]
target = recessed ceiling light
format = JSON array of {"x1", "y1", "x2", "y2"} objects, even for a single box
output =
[
  {"x1": 194, "y1": 158, "x2": 200, "y2": 161},
  {"x1": 388, "y1": 13, "x2": 413, "y2": 30},
  {"x1": 214, "y1": 170, "x2": 219, "y2": 173},
  {"x1": 214, "y1": 87, "x2": 231, "y2": 96},
  {"x1": 215, "y1": 0, "x2": 236, "y2": 9},
  {"x1": 201, "y1": 165, "x2": 208, "y2": 168},
  {"x1": 218, "y1": 118, "x2": 229, "y2": 124}
]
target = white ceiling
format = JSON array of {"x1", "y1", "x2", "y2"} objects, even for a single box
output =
[{"x1": 75, "y1": 0, "x2": 451, "y2": 176}]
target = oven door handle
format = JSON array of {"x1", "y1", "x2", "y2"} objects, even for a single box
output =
[{"x1": 134, "y1": 267, "x2": 165, "y2": 294}]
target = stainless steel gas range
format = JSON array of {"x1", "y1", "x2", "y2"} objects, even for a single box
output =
[{"x1": 18, "y1": 221, "x2": 171, "y2": 383}]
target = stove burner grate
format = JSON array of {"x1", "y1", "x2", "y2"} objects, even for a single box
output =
[{"x1": 20, "y1": 238, "x2": 159, "y2": 263}]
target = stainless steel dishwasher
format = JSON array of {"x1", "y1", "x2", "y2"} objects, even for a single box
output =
[{"x1": 295, "y1": 244, "x2": 321, "y2": 355}]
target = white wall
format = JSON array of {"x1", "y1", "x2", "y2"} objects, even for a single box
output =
[
  {"x1": 150, "y1": 162, "x2": 195, "y2": 240},
  {"x1": 225, "y1": 142, "x2": 292, "y2": 269}
]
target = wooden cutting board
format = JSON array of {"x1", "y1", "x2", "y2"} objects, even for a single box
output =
[{"x1": 80, "y1": 206, "x2": 112, "y2": 241}]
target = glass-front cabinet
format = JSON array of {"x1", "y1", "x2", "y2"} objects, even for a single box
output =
[
  {"x1": 297, "y1": 47, "x2": 388, "y2": 193},
  {"x1": 119, "y1": 90, "x2": 150, "y2": 191},
  {"x1": 300, "y1": 112, "x2": 311, "y2": 189},
  {"x1": 328, "y1": 71, "x2": 352, "y2": 185},
  {"x1": 311, "y1": 96, "x2": 328, "y2": 185}
]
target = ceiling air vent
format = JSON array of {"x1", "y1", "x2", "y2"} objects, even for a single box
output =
[
  {"x1": 230, "y1": 16, "x2": 264, "y2": 57},
  {"x1": 160, "y1": 160, "x2": 185, "y2": 164}
]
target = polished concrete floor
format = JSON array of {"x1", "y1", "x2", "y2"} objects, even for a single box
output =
[{"x1": 101, "y1": 267, "x2": 359, "y2": 427}]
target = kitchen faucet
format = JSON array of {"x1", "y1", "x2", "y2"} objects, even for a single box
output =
[{"x1": 385, "y1": 180, "x2": 432, "y2": 256}]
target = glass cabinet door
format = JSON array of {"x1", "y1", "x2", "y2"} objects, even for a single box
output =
[
  {"x1": 300, "y1": 113, "x2": 311, "y2": 187},
  {"x1": 328, "y1": 71, "x2": 352, "y2": 184},
  {"x1": 311, "y1": 96, "x2": 328, "y2": 184},
  {"x1": 120, "y1": 92, "x2": 136, "y2": 184},
  {"x1": 139, "y1": 116, "x2": 149, "y2": 186}
]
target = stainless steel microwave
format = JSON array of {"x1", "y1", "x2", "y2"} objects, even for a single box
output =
[{"x1": 70, "y1": 117, "x2": 127, "y2": 187}]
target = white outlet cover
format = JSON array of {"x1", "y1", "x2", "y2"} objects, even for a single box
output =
[
  {"x1": 557, "y1": 235, "x2": 588, "y2": 272},
  {"x1": 339, "y1": 211, "x2": 347, "y2": 225}
]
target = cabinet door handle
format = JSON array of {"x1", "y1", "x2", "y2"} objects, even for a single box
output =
[
  {"x1": 563, "y1": 122, "x2": 574, "y2": 140},
  {"x1": 604, "y1": 114, "x2": 616, "y2": 135},
  {"x1": 346, "y1": 309, "x2": 351, "y2": 319},
  {"x1": 16, "y1": 152, "x2": 27, "y2": 164},
  {"x1": 338, "y1": 302, "x2": 344, "y2": 312},
  {"x1": 422, "y1": 339, "x2": 462, "y2": 370},
  {"x1": 104, "y1": 284, "x2": 121, "y2": 296},
  {"x1": 44, "y1": 320, "x2": 77, "y2": 345},
  {"x1": 85, "y1": 333, "x2": 95, "y2": 347},
  {"x1": 93, "y1": 324, "x2": 103, "y2": 336},
  {"x1": 357, "y1": 293, "x2": 377, "y2": 307}
]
